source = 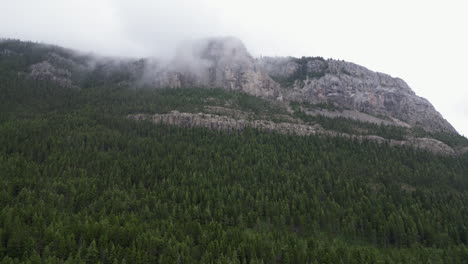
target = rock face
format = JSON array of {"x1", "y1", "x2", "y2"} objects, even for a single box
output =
[
  {"x1": 143, "y1": 38, "x2": 455, "y2": 134},
  {"x1": 3, "y1": 37, "x2": 457, "y2": 135},
  {"x1": 129, "y1": 111, "x2": 319, "y2": 136},
  {"x1": 29, "y1": 61, "x2": 76, "y2": 88},
  {"x1": 460, "y1": 147, "x2": 468, "y2": 155},
  {"x1": 303, "y1": 108, "x2": 411, "y2": 128},
  {"x1": 129, "y1": 111, "x2": 456, "y2": 155},
  {"x1": 394, "y1": 137, "x2": 455, "y2": 156},
  {"x1": 260, "y1": 57, "x2": 456, "y2": 134},
  {"x1": 144, "y1": 37, "x2": 283, "y2": 99}
]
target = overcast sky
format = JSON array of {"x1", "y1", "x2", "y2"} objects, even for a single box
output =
[{"x1": 1, "y1": 0, "x2": 467, "y2": 135}]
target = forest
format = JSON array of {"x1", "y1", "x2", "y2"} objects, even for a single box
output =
[{"x1": 1, "y1": 41, "x2": 468, "y2": 263}]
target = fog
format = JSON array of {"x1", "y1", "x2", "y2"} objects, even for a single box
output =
[{"x1": 1, "y1": 0, "x2": 467, "y2": 135}]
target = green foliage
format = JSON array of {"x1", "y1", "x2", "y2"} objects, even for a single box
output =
[
  {"x1": 1, "y1": 108, "x2": 468, "y2": 263},
  {"x1": 1, "y1": 41, "x2": 468, "y2": 263},
  {"x1": 0, "y1": 39, "x2": 89, "y2": 75},
  {"x1": 0, "y1": 39, "x2": 141, "y2": 88}
]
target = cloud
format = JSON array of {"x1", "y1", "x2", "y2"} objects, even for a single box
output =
[
  {"x1": 111, "y1": 0, "x2": 226, "y2": 58},
  {"x1": 0, "y1": 0, "x2": 140, "y2": 56},
  {"x1": 0, "y1": 0, "x2": 467, "y2": 135}
]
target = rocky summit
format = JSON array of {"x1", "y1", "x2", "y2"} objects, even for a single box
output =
[
  {"x1": 260, "y1": 57, "x2": 456, "y2": 133},
  {"x1": 1, "y1": 37, "x2": 458, "y2": 136},
  {"x1": 145, "y1": 37, "x2": 282, "y2": 99},
  {"x1": 141, "y1": 37, "x2": 456, "y2": 134}
]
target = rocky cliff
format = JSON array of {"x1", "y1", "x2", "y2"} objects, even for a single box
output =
[
  {"x1": 260, "y1": 57, "x2": 456, "y2": 134},
  {"x1": 1, "y1": 38, "x2": 458, "y2": 135},
  {"x1": 144, "y1": 37, "x2": 282, "y2": 99},
  {"x1": 143, "y1": 38, "x2": 456, "y2": 134},
  {"x1": 128, "y1": 111, "x2": 457, "y2": 156}
]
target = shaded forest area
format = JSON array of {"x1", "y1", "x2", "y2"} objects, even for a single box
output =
[{"x1": 1, "y1": 42, "x2": 468, "y2": 263}]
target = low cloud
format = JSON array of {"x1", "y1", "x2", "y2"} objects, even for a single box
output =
[{"x1": 1, "y1": 0, "x2": 467, "y2": 135}]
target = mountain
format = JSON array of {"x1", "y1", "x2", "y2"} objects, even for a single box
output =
[
  {"x1": 1, "y1": 38, "x2": 468, "y2": 263},
  {"x1": 144, "y1": 37, "x2": 282, "y2": 99},
  {"x1": 147, "y1": 37, "x2": 457, "y2": 135},
  {"x1": 261, "y1": 56, "x2": 457, "y2": 134},
  {"x1": 2, "y1": 37, "x2": 456, "y2": 133},
  {"x1": 1, "y1": 37, "x2": 465, "y2": 155}
]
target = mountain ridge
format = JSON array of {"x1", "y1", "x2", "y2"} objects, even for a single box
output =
[
  {"x1": 0, "y1": 37, "x2": 459, "y2": 136},
  {"x1": 2, "y1": 37, "x2": 468, "y2": 262},
  {"x1": 128, "y1": 110, "x2": 460, "y2": 156}
]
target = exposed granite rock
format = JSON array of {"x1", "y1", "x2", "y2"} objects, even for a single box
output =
[
  {"x1": 129, "y1": 111, "x2": 319, "y2": 136},
  {"x1": 144, "y1": 40, "x2": 456, "y2": 134},
  {"x1": 303, "y1": 108, "x2": 411, "y2": 128},
  {"x1": 129, "y1": 111, "x2": 456, "y2": 155},
  {"x1": 390, "y1": 137, "x2": 455, "y2": 156},
  {"x1": 260, "y1": 57, "x2": 456, "y2": 134},
  {"x1": 46, "y1": 52, "x2": 87, "y2": 73},
  {"x1": 29, "y1": 61, "x2": 77, "y2": 88},
  {"x1": 323, "y1": 133, "x2": 454, "y2": 155},
  {"x1": 203, "y1": 106, "x2": 251, "y2": 120},
  {"x1": 459, "y1": 147, "x2": 468, "y2": 155},
  {"x1": 7, "y1": 37, "x2": 459, "y2": 136},
  {"x1": 259, "y1": 57, "x2": 300, "y2": 78},
  {"x1": 144, "y1": 37, "x2": 283, "y2": 100},
  {"x1": 27, "y1": 51, "x2": 145, "y2": 88}
]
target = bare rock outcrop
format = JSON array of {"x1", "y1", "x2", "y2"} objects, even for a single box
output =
[
  {"x1": 143, "y1": 40, "x2": 456, "y2": 134},
  {"x1": 304, "y1": 108, "x2": 411, "y2": 128},
  {"x1": 144, "y1": 37, "x2": 283, "y2": 100},
  {"x1": 29, "y1": 61, "x2": 76, "y2": 88},
  {"x1": 260, "y1": 57, "x2": 457, "y2": 134},
  {"x1": 389, "y1": 137, "x2": 455, "y2": 156},
  {"x1": 5, "y1": 38, "x2": 459, "y2": 136},
  {"x1": 129, "y1": 111, "x2": 456, "y2": 155},
  {"x1": 129, "y1": 111, "x2": 319, "y2": 136},
  {"x1": 458, "y1": 147, "x2": 468, "y2": 155}
]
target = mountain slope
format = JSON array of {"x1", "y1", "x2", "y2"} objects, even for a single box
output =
[
  {"x1": 0, "y1": 74, "x2": 468, "y2": 263},
  {"x1": 0, "y1": 37, "x2": 457, "y2": 135},
  {"x1": 1, "y1": 39, "x2": 468, "y2": 263},
  {"x1": 1, "y1": 38, "x2": 466, "y2": 156},
  {"x1": 261, "y1": 56, "x2": 456, "y2": 133}
]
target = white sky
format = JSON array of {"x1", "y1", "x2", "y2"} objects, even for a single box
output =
[{"x1": 1, "y1": 0, "x2": 467, "y2": 135}]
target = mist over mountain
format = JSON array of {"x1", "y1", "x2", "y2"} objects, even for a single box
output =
[
  {"x1": 2, "y1": 37, "x2": 467, "y2": 156},
  {"x1": 2, "y1": 37, "x2": 458, "y2": 134},
  {"x1": 2, "y1": 1, "x2": 468, "y2": 262},
  {"x1": 1, "y1": 37, "x2": 468, "y2": 263}
]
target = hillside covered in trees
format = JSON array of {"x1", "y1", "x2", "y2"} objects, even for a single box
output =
[{"x1": 1, "y1": 40, "x2": 468, "y2": 263}]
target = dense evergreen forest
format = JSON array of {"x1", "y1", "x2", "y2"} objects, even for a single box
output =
[{"x1": 1, "y1": 41, "x2": 468, "y2": 263}]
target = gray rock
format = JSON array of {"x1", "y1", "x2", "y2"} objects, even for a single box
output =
[
  {"x1": 304, "y1": 108, "x2": 411, "y2": 128},
  {"x1": 144, "y1": 37, "x2": 283, "y2": 99},
  {"x1": 129, "y1": 111, "x2": 319, "y2": 136},
  {"x1": 459, "y1": 147, "x2": 468, "y2": 155},
  {"x1": 259, "y1": 57, "x2": 299, "y2": 78},
  {"x1": 29, "y1": 61, "x2": 76, "y2": 88},
  {"x1": 306, "y1": 60, "x2": 327, "y2": 75},
  {"x1": 129, "y1": 111, "x2": 456, "y2": 155},
  {"x1": 15, "y1": 37, "x2": 459, "y2": 136},
  {"x1": 260, "y1": 57, "x2": 456, "y2": 133},
  {"x1": 144, "y1": 39, "x2": 456, "y2": 134},
  {"x1": 390, "y1": 137, "x2": 456, "y2": 156}
]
